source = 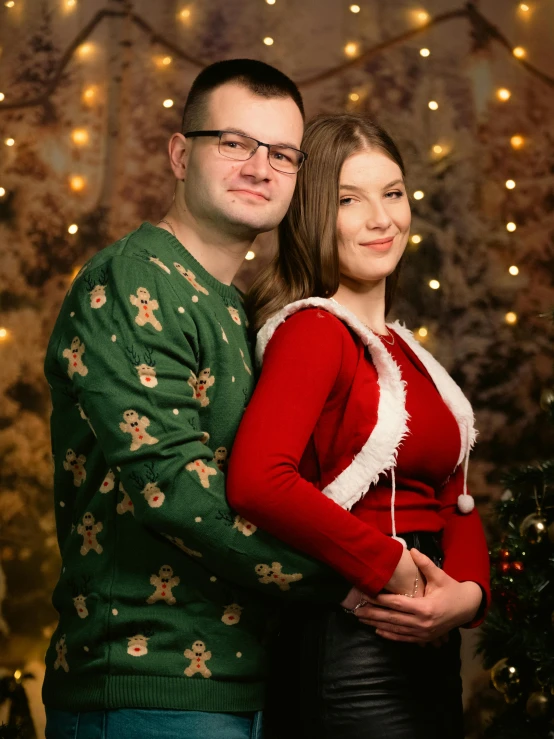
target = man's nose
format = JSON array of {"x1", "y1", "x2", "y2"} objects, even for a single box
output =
[{"x1": 240, "y1": 146, "x2": 272, "y2": 180}]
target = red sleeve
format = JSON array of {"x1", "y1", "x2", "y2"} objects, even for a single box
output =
[
  {"x1": 437, "y1": 466, "x2": 491, "y2": 627},
  {"x1": 227, "y1": 309, "x2": 403, "y2": 597}
]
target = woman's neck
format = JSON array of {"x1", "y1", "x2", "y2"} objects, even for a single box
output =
[{"x1": 332, "y1": 278, "x2": 387, "y2": 335}]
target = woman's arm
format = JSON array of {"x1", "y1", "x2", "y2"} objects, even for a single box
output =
[{"x1": 227, "y1": 309, "x2": 411, "y2": 597}]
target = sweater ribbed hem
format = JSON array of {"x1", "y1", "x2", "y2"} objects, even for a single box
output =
[{"x1": 42, "y1": 674, "x2": 266, "y2": 713}]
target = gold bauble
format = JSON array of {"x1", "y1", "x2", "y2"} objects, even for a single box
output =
[
  {"x1": 491, "y1": 658, "x2": 520, "y2": 694},
  {"x1": 526, "y1": 691, "x2": 551, "y2": 719},
  {"x1": 540, "y1": 388, "x2": 554, "y2": 411},
  {"x1": 519, "y1": 513, "x2": 548, "y2": 545},
  {"x1": 548, "y1": 521, "x2": 554, "y2": 545}
]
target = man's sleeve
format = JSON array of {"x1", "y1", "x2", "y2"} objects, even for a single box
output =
[{"x1": 58, "y1": 255, "x2": 349, "y2": 603}]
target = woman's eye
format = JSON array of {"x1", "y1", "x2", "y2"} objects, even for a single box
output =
[
  {"x1": 386, "y1": 190, "x2": 404, "y2": 199},
  {"x1": 339, "y1": 197, "x2": 355, "y2": 206}
]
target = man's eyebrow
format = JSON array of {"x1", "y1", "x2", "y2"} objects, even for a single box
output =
[
  {"x1": 339, "y1": 179, "x2": 405, "y2": 191},
  {"x1": 223, "y1": 127, "x2": 300, "y2": 150}
]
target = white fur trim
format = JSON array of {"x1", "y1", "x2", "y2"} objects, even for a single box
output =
[
  {"x1": 457, "y1": 493, "x2": 475, "y2": 513},
  {"x1": 256, "y1": 298, "x2": 410, "y2": 510}
]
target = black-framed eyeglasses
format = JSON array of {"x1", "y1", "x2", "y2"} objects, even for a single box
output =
[{"x1": 183, "y1": 130, "x2": 307, "y2": 174}]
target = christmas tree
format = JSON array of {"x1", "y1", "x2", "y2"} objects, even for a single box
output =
[{"x1": 478, "y1": 330, "x2": 554, "y2": 738}]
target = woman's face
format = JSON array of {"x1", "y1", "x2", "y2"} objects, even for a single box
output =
[{"x1": 336, "y1": 148, "x2": 411, "y2": 287}]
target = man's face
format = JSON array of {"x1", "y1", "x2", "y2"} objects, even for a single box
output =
[{"x1": 182, "y1": 83, "x2": 304, "y2": 238}]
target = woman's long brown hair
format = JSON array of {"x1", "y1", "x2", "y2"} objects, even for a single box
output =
[{"x1": 246, "y1": 113, "x2": 407, "y2": 332}]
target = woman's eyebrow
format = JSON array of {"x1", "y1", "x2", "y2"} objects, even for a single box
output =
[{"x1": 339, "y1": 179, "x2": 405, "y2": 191}]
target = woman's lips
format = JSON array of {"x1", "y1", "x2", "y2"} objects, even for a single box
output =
[{"x1": 360, "y1": 237, "x2": 394, "y2": 252}]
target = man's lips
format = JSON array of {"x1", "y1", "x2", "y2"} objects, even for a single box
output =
[{"x1": 229, "y1": 189, "x2": 269, "y2": 201}]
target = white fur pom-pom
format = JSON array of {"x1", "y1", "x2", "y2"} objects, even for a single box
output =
[
  {"x1": 392, "y1": 535, "x2": 408, "y2": 548},
  {"x1": 457, "y1": 493, "x2": 475, "y2": 514}
]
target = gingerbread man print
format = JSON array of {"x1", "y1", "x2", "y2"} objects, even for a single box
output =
[
  {"x1": 147, "y1": 565, "x2": 180, "y2": 605},
  {"x1": 54, "y1": 634, "x2": 69, "y2": 672},
  {"x1": 139, "y1": 249, "x2": 171, "y2": 274},
  {"x1": 214, "y1": 446, "x2": 228, "y2": 472},
  {"x1": 221, "y1": 603, "x2": 242, "y2": 626},
  {"x1": 184, "y1": 640, "x2": 212, "y2": 678},
  {"x1": 63, "y1": 449, "x2": 87, "y2": 487},
  {"x1": 186, "y1": 459, "x2": 217, "y2": 489},
  {"x1": 99, "y1": 469, "x2": 115, "y2": 493},
  {"x1": 233, "y1": 515, "x2": 257, "y2": 537},
  {"x1": 191, "y1": 368, "x2": 215, "y2": 408},
  {"x1": 130, "y1": 287, "x2": 163, "y2": 332},
  {"x1": 119, "y1": 410, "x2": 159, "y2": 451},
  {"x1": 227, "y1": 306, "x2": 241, "y2": 325},
  {"x1": 173, "y1": 263, "x2": 209, "y2": 295},
  {"x1": 62, "y1": 337, "x2": 88, "y2": 379},
  {"x1": 77, "y1": 512, "x2": 103, "y2": 555},
  {"x1": 255, "y1": 562, "x2": 303, "y2": 591},
  {"x1": 116, "y1": 483, "x2": 134, "y2": 516}
]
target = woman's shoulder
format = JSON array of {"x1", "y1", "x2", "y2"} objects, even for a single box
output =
[{"x1": 264, "y1": 306, "x2": 354, "y2": 354}]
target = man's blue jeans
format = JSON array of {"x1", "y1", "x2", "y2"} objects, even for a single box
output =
[{"x1": 45, "y1": 708, "x2": 263, "y2": 739}]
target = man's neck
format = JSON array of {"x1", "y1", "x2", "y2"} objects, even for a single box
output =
[{"x1": 159, "y1": 205, "x2": 253, "y2": 286}]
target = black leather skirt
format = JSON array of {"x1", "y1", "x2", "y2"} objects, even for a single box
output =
[{"x1": 264, "y1": 532, "x2": 464, "y2": 739}]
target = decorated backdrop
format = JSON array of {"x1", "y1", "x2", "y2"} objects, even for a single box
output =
[{"x1": 0, "y1": 0, "x2": 553, "y2": 736}]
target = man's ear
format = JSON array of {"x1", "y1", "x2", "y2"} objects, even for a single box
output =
[{"x1": 168, "y1": 133, "x2": 187, "y2": 182}]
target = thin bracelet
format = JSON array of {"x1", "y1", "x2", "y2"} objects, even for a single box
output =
[
  {"x1": 403, "y1": 569, "x2": 420, "y2": 598},
  {"x1": 343, "y1": 595, "x2": 368, "y2": 615}
]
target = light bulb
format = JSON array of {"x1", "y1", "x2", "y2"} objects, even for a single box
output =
[
  {"x1": 428, "y1": 100, "x2": 439, "y2": 110},
  {"x1": 0, "y1": 328, "x2": 8, "y2": 339},
  {"x1": 513, "y1": 47, "x2": 526, "y2": 59},
  {"x1": 510, "y1": 135, "x2": 525, "y2": 149},
  {"x1": 4, "y1": 1, "x2": 15, "y2": 7},
  {"x1": 344, "y1": 42, "x2": 359, "y2": 57},
  {"x1": 180, "y1": 8, "x2": 191, "y2": 19},
  {"x1": 413, "y1": 190, "x2": 425, "y2": 200},
  {"x1": 508, "y1": 265, "x2": 519, "y2": 276},
  {"x1": 78, "y1": 43, "x2": 94, "y2": 58},
  {"x1": 245, "y1": 251, "x2": 256, "y2": 261},
  {"x1": 263, "y1": 37, "x2": 274, "y2": 46},
  {"x1": 71, "y1": 129, "x2": 89, "y2": 145},
  {"x1": 417, "y1": 327, "x2": 428, "y2": 338},
  {"x1": 0, "y1": 187, "x2": 5, "y2": 197},
  {"x1": 82, "y1": 86, "x2": 97, "y2": 104},
  {"x1": 70, "y1": 175, "x2": 86, "y2": 192},
  {"x1": 519, "y1": 3, "x2": 529, "y2": 11},
  {"x1": 496, "y1": 88, "x2": 511, "y2": 101},
  {"x1": 429, "y1": 280, "x2": 440, "y2": 290},
  {"x1": 349, "y1": 4, "x2": 360, "y2": 12},
  {"x1": 163, "y1": 99, "x2": 174, "y2": 108},
  {"x1": 506, "y1": 222, "x2": 517, "y2": 232},
  {"x1": 420, "y1": 48, "x2": 430, "y2": 57},
  {"x1": 415, "y1": 10, "x2": 429, "y2": 23},
  {"x1": 0, "y1": 93, "x2": 5, "y2": 101},
  {"x1": 432, "y1": 144, "x2": 443, "y2": 154},
  {"x1": 411, "y1": 234, "x2": 422, "y2": 244},
  {"x1": 5, "y1": 138, "x2": 15, "y2": 147},
  {"x1": 349, "y1": 92, "x2": 360, "y2": 102},
  {"x1": 162, "y1": 56, "x2": 172, "y2": 66},
  {"x1": 266, "y1": 0, "x2": 276, "y2": 4},
  {"x1": 505, "y1": 312, "x2": 517, "y2": 325},
  {"x1": 68, "y1": 224, "x2": 79, "y2": 235},
  {"x1": 506, "y1": 179, "x2": 516, "y2": 189}
]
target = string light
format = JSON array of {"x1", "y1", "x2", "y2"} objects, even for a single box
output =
[
  {"x1": 506, "y1": 222, "x2": 517, "y2": 232},
  {"x1": 505, "y1": 179, "x2": 516, "y2": 189},
  {"x1": 162, "y1": 56, "x2": 172, "y2": 66},
  {"x1": 344, "y1": 42, "x2": 359, "y2": 57},
  {"x1": 420, "y1": 48, "x2": 430, "y2": 57},
  {"x1": 414, "y1": 10, "x2": 430, "y2": 23},
  {"x1": 0, "y1": 93, "x2": 4, "y2": 101},
  {"x1": 69, "y1": 175, "x2": 86, "y2": 192},
  {"x1": 513, "y1": 47, "x2": 526, "y2": 59},
  {"x1": 518, "y1": 3, "x2": 529, "y2": 11},
  {"x1": 66, "y1": 0, "x2": 76, "y2": 6},
  {"x1": 77, "y1": 43, "x2": 94, "y2": 59},
  {"x1": 82, "y1": 86, "x2": 98, "y2": 104},
  {"x1": 413, "y1": 190, "x2": 425, "y2": 200},
  {"x1": 4, "y1": 1, "x2": 15, "y2": 7},
  {"x1": 0, "y1": 328, "x2": 9, "y2": 341},
  {"x1": 68, "y1": 224, "x2": 79, "y2": 235},
  {"x1": 411, "y1": 234, "x2": 422, "y2": 244},
  {"x1": 505, "y1": 312, "x2": 518, "y2": 325},
  {"x1": 509, "y1": 265, "x2": 519, "y2": 276},
  {"x1": 163, "y1": 99, "x2": 174, "y2": 108},
  {"x1": 349, "y1": 92, "x2": 360, "y2": 102},
  {"x1": 417, "y1": 327, "x2": 428, "y2": 338},
  {"x1": 349, "y1": 4, "x2": 361, "y2": 12},
  {"x1": 266, "y1": 0, "x2": 276, "y2": 4},
  {"x1": 429, "y1": 280, "x2": 440, "y2": 290},
  {"x1": 71, "y1": 128, "x2": 89, "y2": 146},
  {"x1": 5, "y1": 138, "x2": 15, "y2": 147},
  {"x1": 245, "y1": 251, "x2": 256, "y2": 261},
  {"x1": 432, "y1": 144, "x2": 443, "y2": 154},
  {"x1": 179, "y1": 8, "x2": 191, "y2": 19},
  {"x1": 510, "y1": 135, "x2": 525, "y2": 149},
  {"x1": 496, "y1": 88, "x2": 511, "y2": 101},
  {"x1": 263, "y1": 37, "x2": 274, "y2": 46},
  {"x1": 0, "y1": 187, "x2": 5, "y2": 197},
  {"x1": 428, "y1": 100, "x2": 439, "y2": 110}
]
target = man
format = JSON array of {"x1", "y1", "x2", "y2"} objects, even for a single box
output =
[{"x1": 43, "y1": 59, "x2": 350, "y2": 739}]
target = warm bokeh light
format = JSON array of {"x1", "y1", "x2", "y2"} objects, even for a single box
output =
[
  {"x1": 349, "y1": 92, "x2": 360, "y2": 102},
  {"x1": 70, "y1": 175, "x2": 86, "y2": 192},
  {"x1": 77, "y1": 43, "x2": 94, "y2": 59},
  {"x1": 66, "y1": 0, "x2": 76, "y2": 6},
  {"x1": 5, "y1": 138, "x2": 15, "y2": 147},
  {"x1": 263, "y1": 37, "x2": 274, "y2": 46},
  {"x1": 505, "y1": 312, "x2": 518, "y2": 325},
  {"x1": 344, "y1": 42, "x2": 359, "y2": 57},
  {"x1": 420, "y1": 48, "x2": 430, "y2": 57},
  {"x1": 0, "y1": 328, "x2": 9, "y2": 340},
  {"x1": 496, "y1": 88, "x2": 511, "y2": 102},
  {"x1": 266, "y1": 0, "x2": 276, "y2": 4},
  {"x1": 71, "y1": 265, "x2": 82, "y2": 280},
  {"x1": 163, "y1": 99, "x2": 174, "y2": 108},
  {"x1": 162, "y1": 56, "x2": 172, "y2": 66},
  {"x1": 414, "y1": 10, "x2": 430, "y2": 23},
  {"x1": 411, "y1": 234, "x2": 422, "y2": 244},
  {"x1": 413, "y1": 190, "x2": 425, "y2": 200},
  {"x1": 428, "y1": 100, "x2": 439, "y2": 110},
  {"x1": 506, "y1": 179, "x2": 516, "y2": 190},
  {"x1": 350, "y1": 4, "x2": 360, "y2": 12},
  {"x1": 68, "y1": 224, "x2": 79, "y2": 235},
  {"x1": 432, "y1": 144, "x2": 443, "y2": 154},
  {"x1": 429, "y1": 280, "x2": 440, "y2": 290},
  {"x1": 82, "y1": 86, "x2": 98, "y2": 104},
  {"x1": 71, "y1": 128, "x2": 89, "y2": 146},
  {"x1": 4, "y1": 1, "x2": 15, "y2": 7},
  {"x1": 417, "y1": 327, "x2": 428, "y2": 338},
  {"x1": 245, "y1": 251, "x2": 256, "y2": 261},
  {"x1": 518, "y1": 3, "x2": 530, "y2": 11},
  {"x1": 513, "y1": 47, "x2": 526, "y2": 59},
  {"x1": 0, "y1": 187, "x2": 5, "y2": 197},
  {"x1": 509, "y1": 265, "x2": 519, "y2": 276},
  {"x1": 510, "y1": 135, "x2": 525, "y2": 149},
  {"x1": 0, "y1": 93, "x2": 5, "y2": 101},
  {"x1": 506, "y1": 222, "x2": 517, "y2": 232}
]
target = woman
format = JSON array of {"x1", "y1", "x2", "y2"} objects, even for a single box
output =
[{"x1": 226, "y1": 114, "x2": 490, "y2": 739}]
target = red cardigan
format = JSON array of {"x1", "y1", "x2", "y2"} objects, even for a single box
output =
[{"x1": 227, "y1": 301, "x2": 490, "y2": 625}]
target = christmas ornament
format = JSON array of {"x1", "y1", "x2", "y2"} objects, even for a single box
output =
[
  {"x1": 499, "y1": 549, "x2": 511, "y2": 560},
  {"x1": 540, "y1": 388, "x2": 554, "y2": 411},
  {"x1": 519, "y1": 512, "x2": 548, "y2": 545},
  {"x1": 526, "y1": 691, "x2": 551, "y2": 719},
  {"x1": 511, "y1": 561, "x2": 524, "y2": 572},
  {"x1": 491, "y1": 658, "x2": 520, "y2": 694},
  {"x1": 498, "y1": 561, "x2": 511, "y2": 574}
]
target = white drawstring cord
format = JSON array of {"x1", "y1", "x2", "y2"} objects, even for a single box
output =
[{"x1": 390, "y1": 468, "x2": 407, "y2": 548}]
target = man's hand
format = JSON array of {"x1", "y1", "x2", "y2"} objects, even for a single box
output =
[{"x1": 354, "y1": 548, "x2": 482, "y2": 643}]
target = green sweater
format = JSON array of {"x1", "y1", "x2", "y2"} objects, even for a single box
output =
[{"x1": 42, "y1": 222, "x2": 347, "y2": 713}]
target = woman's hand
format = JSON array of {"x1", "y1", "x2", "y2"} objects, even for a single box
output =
[
  {"x1": 354, "y1": 549, "x2": 483, "y2": 643},
  {"x1": 384, "y1": 545, "x2": 422, "y2": 597}
]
